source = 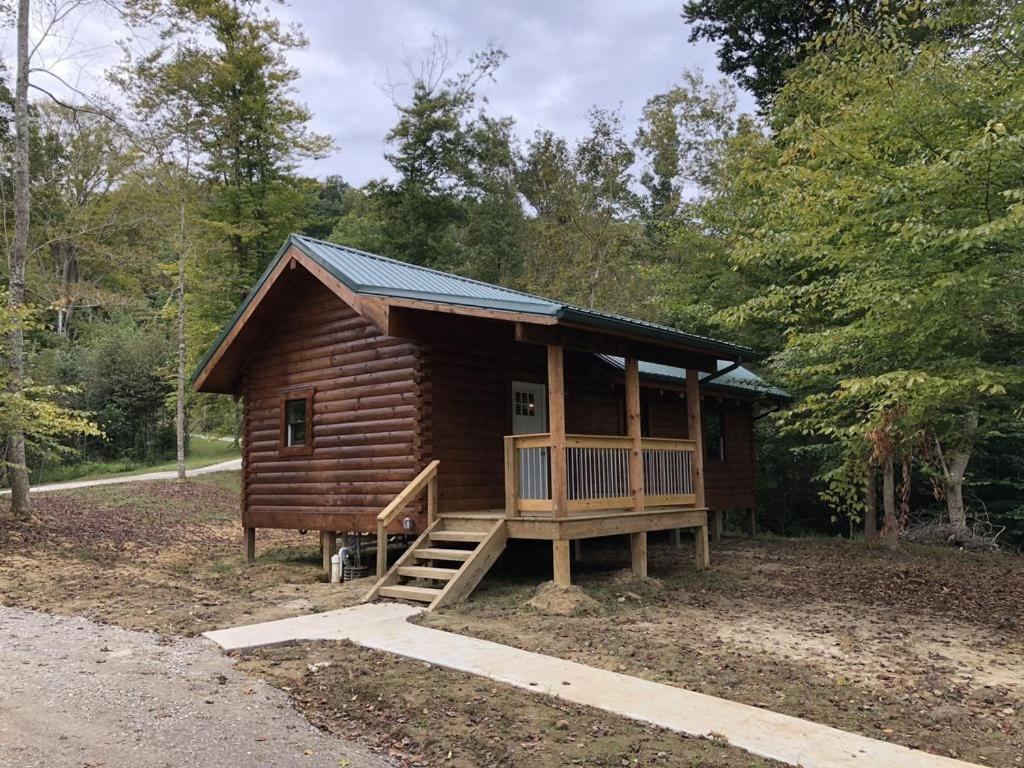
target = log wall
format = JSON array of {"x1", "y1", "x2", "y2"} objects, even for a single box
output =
[{"x1": 242, "y1": 270, "x2": 427, "y2": 532}]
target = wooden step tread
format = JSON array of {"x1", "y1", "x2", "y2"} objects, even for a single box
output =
[
  {"x1": 397, "y1": 565, "x2": 459, "y2": 581},
  {"x1": 414, "y1": 548, "x2": 473, "y2": 562},
  {"x1": 429, "y1": 531, "x2": 488, "y2": 543},
  {"x1": 379, "y1": 585, "x2": 442, "y2": 603}
]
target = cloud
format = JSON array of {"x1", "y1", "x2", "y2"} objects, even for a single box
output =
[
  {"x1": 2, "y1": 0, "x2": 752, "y2": 186},
  {"x1": 283, "y1": 0, "x2": 751, "y2": 184}
]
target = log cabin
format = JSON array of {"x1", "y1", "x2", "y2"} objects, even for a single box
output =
[{"x1": 193, "y1": 234, "x2": 788, "y2": 609}]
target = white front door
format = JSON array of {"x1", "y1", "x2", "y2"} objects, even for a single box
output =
[
  {"x1": 511, "y1": 381, "x2": 549, "y2": 500},
  {"x1": 511, "y1": 381, "x2": 547, "y2": 435}
]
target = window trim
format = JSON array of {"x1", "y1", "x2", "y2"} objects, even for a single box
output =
[
  {"x1": 704, "y1": 407, "x2": 726, "y2": 463},
  {"x1": 279, "y1": 387, "x2": 315, "y2": 457}
]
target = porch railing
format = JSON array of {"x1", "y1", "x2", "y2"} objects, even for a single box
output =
[{"x1": 504, "y1": 433, "x2": 696, "y2": 517}]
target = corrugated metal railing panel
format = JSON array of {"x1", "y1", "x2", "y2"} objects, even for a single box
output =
[
  {"x1": 511, "y1": 434, "x2": 696, "y2": 513},
  {"x1": 517, "y1": 446, "x2": 551, "y2": 500},
  {"x1": 566, "y1": 446, "x2": 631, "y2": 500},
  {"x1": 643, "y1": 448, "x2": 693, "y2": 497}
]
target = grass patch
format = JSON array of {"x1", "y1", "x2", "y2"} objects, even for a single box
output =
[{"x1": 32, "y1": 436, "x2": 239, "y2": 485}]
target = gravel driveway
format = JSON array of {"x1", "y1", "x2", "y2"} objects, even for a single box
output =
[{"x1": 0, "y1": 606, "x2": 392, "y2": 768}]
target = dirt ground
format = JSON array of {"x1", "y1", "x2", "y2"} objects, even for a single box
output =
[
  {"x1": 237, "y1": 642, "x2": 781, "y2": 768},
  {"x1": 422, "y1": 536, "x2": 1024, "y2": 766},
  {"x1": 2, "y1": 475, "x2": 1023, "y2": 766},
  {"x1": 0, "y1": 474, "x2": 366, "y2": 636}
]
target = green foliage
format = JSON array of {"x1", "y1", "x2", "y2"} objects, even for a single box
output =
[
  {"x1": 121, "y1": 0, "x2": 333, "y2": 335},
  {"x1": 717, "y1": 1, "x2": 1024, "y2": 526},
  {"x1": 681, "y1": 0, "x2": 859, "y2": 106},
  {"x1": 70, "y1": 320, "x2": 176, "y2": 461},
  {"x1": 0, "y1": 303, "x2": 100, "y2": 475}
]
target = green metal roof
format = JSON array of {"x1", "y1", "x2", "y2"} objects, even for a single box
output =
[
  {"x1": 597, "y1": 355, "x2": 790, "y2": 402},
  {"x1": 194, "y1": 234, "x2": 761, "y2": 386}
]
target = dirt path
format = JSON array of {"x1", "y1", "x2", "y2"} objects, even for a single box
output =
[{"x1": 0, "y1": 606, "x2": 392, "y2": 768}]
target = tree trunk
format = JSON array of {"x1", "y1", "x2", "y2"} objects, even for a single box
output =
[
  {"x1": 937, "y1": 409, "x2": 977, "y2": 532},
  {"x1": 6, "y1": 0, "x2": 32, "y2": 520},
  {"x1": 175, "y1": 196, "x2": 187, "y2": 480},
  {"x1": 864, "y1": 464, "x2": 878, "y2": 544},
  {"x1": 880, "y1": 455, "x2": 897, "y2": 549}
]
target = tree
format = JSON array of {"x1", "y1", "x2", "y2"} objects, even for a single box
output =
[
  {"x1": 719, "y1": 2, "x2": 1024, "y2": 540},
  {"x1": 6, "y1": 0, "x2": 32, "y2": 517},
  {"x1": 518, "y1": 109, "x2": 648, "y2": 314},
  {"x1": 635, "y1": 71, "x2": 738, "y2": 223},
  {"x1": 119, "y1": 0, "x2": 333, "y2": 461},
  {"x1": 0, "y1": 302, "x2": 101, "y2": 491},
  {"x1": 681, "y1": 0, "x2": 866, "y2": 106},
  {"x1": 125, "y1": 0, "x2": 332, "y2": 317},
  {"x1": 31, "y1": 105, "x2": 146, "y2": 338}
]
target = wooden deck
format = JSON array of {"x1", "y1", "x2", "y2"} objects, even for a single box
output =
[{"x1": 441, "y1": 506, "x2": 707, "y2": 541}]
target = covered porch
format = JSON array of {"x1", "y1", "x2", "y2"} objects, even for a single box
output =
[{"x1": 491, "y1": 344, "x2": 710, "y2": 585}]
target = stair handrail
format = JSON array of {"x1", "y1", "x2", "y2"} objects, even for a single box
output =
[{"x1": 375, "y1": 459, "x2": 440, "y2": 577}]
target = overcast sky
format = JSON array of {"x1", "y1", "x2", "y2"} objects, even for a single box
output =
[{"x1": 8, "y1": 0, "x2": 753, "y2": 186}]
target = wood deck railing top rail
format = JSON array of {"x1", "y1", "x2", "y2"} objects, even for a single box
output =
[{"x1": 375, "y1": 459, "x2": 439, "y2": 577}]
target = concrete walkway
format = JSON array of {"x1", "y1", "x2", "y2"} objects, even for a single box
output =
[
  {"x1": 205, "y1": 603, "x2": 982, "y2": 768},
  {"x1": 0, "y1": 457, "x2": 241, "y2": 496}
]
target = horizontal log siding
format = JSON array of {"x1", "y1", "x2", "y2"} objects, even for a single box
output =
[
  {"x1": 701, "y1": 398, "x2": 757, "y2": 510},
  {"x1": 647, "y1": 391, "x2": 756, "y2": 510},
  {"x1": 428, "y1": 345, "x2": 639, "y2": 513},
  {"x1": 427, "y1": 332, "x2": 544, "y2": 513},
  {"x1": 243, "y1": 272, "x2": 425, "y2": 532}
]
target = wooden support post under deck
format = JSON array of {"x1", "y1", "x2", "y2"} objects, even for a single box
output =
[
  {"x1": 710, "y1": 509, "x2": 722, "y2": 543},
  {"x1": 244, "y1": 527, "x2": 255, "y2": 564},
  {"x1": 547, "y1": 344, "x2": 568, "y2": 519},
  {"x1": 321, "y1": 530, "x2": 337, "y2": 576},
  {"x1": 630, "y1": 532, "x2": 648, "y2": 578},
  {"x1": 685, "y1": 367, "x2": 706, "y2": 505},
  {"x1": 695, "y1": 523, "x2": 710, "y2": 570},
  {"x1": 553, "y1": 540, "x2": 571, "y2": 586},
  {"x1": 624, "y1": 357, "x2": 644, "y2": 512},
  {"x1": 747, "y1": 507, "x2": 757, "y2": 537}
]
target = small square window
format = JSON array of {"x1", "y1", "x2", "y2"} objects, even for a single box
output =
[{"x1": 280, "y1": 389, "x2": 314, "y2": 456}]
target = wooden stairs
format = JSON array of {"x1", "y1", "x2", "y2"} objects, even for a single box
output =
[{"x1": 361, "y1": 516, "x2": 507, "y2": 611}]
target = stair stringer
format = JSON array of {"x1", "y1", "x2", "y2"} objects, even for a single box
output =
[
  {"x1": 428, "y1": 520, "x2": 507, "y2": 610},
  {"x1": 361, "y1": 519, "x2": 441, "y2": 604}
]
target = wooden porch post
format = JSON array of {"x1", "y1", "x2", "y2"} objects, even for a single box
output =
[
  {"x1": 625, "y1": 358, "x2": 647, "y2": 578},
  {"x1": 548, "y1": 344, "x2": 571, "y2": 586},
  {"x1": 710, "y1": 509, "x2": 722, "y2": 543},
  {"x1": 503, "y1": 436, "x2": 519, "y2": 518},
  {"x1": 625, "y1": 358, "x2": 644, "y2": 512},
  {"x1": 553, "y1": 540, "x2": 571, "y2": 586},
  {"x1": 686, "y1": 368, "x2": 709, "y2": 570},
  {"x1": 695, "y1": 523, "x2": 710, "y2": 570},
  {"x1": 548, "y1": 344, "x2": 567, "y2": 519},
  {"x1": 686, "y1": 369, "x2": 706, "y2": 509}
]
